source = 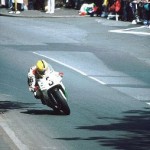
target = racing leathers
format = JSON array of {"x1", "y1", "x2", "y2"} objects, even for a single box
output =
[{"x1": 27, "y1": 65, "x2": 51, "y2": 100}]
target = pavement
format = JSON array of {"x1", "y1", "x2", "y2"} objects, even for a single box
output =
[{"x1": 0, "y1": 7, "x2": 80, "y2": 18}]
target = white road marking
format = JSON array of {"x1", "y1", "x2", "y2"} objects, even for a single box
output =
[
  {"x1": 1, "y1": 47, "x2": 150, "y2": 150},
  {"x1": 89, "y1": 76, "x2": 106, "y2": 85},
  {"x1": 0, "y1": 51, "x2": 105, "y2": 149},
  {"x1": 0, "y1": 118, "x2": 29, "y2": 150},
  {"x1": 109, "y1": 26, "x2": 150, "y2": 36},
  {"x1": 146, "y1": 102, "x2": 150, "y2": 106},
  {"x1": 33, "y1": 52, "x2": 150, "y2": 107},
  {"x1": 33, "y1": 52, "x2": 106, "y2": 85}
]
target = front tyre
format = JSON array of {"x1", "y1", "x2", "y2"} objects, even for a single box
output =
[{"x1": 54, "y1": 89, "x2": 70, "y2": 115}]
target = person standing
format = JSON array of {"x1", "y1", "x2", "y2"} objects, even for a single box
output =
[
  {"x1": 8, "y1": 0, "x2": 23, "y2": 14},
  {"x1": 142, "y1": 0, "x2": 150, "y2": 27},
  {"x1": 46, "y1": 0, "x2": 55, "y2": 13}
]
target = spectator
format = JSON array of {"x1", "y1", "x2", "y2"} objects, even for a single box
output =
[
  {"x1": 46, "y1": 0, "x2": 55, "y2": 13},
  {"x1": 121, "y1": 0, "x2": 128, "y2": 21},
  {"x1": 9, "y1": 0, "x2": 23, "y2": 14},
  {"x1": 0, "y1": 0, "x2": 6, "y2": 7},
  {"x1": 34, "y1": 0, "x2": 45, "y2": 10},
  {"x1": 6, "y1": 0, "x2": 13, "y2": 8},
  {"x1": 107, "y1": 0, "x2": 121, "y2": 20},
  {"x1": 130, "y1": 0, "x2": 142, "y2": 24},
  {"x1": 101, "y1": 0, "x2": 109, "y2": 17},
  {"x1": 142, "y1": 0, "x2": 150, "y2": 26},
  {"x1": 121, "y1": 0, "x2": 133, "y2": 21}
]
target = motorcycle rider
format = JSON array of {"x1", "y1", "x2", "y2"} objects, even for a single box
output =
[{"x1": 27, "y1": 60, "x2": 52, "y2": 104}]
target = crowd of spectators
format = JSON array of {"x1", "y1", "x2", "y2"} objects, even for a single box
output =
[
  {"x1": 0, "y1": 0, "x2": 58, "y2": 13},
  {"x1": 0, "y1": 0, "x2": 150, "y2": 26},
  {"x1": 77, "y1": 0, "x2": 150, "y2": 26},
  {"x1": 102, "y1": 0, "x2": 150, "y2": 26}
]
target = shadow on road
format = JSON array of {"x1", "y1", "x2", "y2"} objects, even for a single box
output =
[
  {"x1": 0, "y1": 101, "x2": 65, "y2": 116},
  {"x1": 55, "y1": 107, "x2": 150, "y2": 150},
  {"x1": 0, "y1": 101, "x2": 35, "y2": 113},
  {"x1": 21, "y1": 109, "x2": 65, "y2": 116}
]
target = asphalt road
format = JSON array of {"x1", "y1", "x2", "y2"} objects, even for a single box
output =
[{"x1": 0, "y1": 16, "x2": 150, "y2": 150}]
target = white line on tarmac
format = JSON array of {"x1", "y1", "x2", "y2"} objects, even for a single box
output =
[
  {"x1": 0, "y1": 119, "x2": 29, "y2": 150},
  {"x1": 116, "y1": 26, "x2": 145, "y2": 31},
  {"x1": 109, "y1": 26, "x2": 150, "y2": 36},
  {"x1": 33, "y1": 52, "x2": 106, "y2": 85},
  {"x1": 33, "y1": 52, "x2": 150, "y2": 107},
  {"x1": 146, "y1": 102, "x2": 150, "y2": 106}
]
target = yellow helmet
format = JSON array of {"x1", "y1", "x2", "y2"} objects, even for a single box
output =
[{"x1": 36, "y1": 60, "x2": 48, "y2": 76}]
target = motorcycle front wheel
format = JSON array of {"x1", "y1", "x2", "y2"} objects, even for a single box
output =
[{"x1": 53, "y1": 88, "x2": 70, "y2": 115}]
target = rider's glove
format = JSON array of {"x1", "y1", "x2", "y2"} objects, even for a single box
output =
[{"x1": 34, "y1": 86, "x2": 39, "y2": 92}]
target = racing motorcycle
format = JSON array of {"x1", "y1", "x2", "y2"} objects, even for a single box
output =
[{"x1": 37, "y1": 69, "x2": 70, "y2": 115}]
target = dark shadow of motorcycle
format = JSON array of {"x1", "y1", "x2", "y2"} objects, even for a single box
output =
[{"x1": 21, "y1": 109, "x2": 67, "y2": 116}]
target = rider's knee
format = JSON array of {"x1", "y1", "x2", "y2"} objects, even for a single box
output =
[{"x1": 34, "y1": 90, "x2": 42, "y2": 99}]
